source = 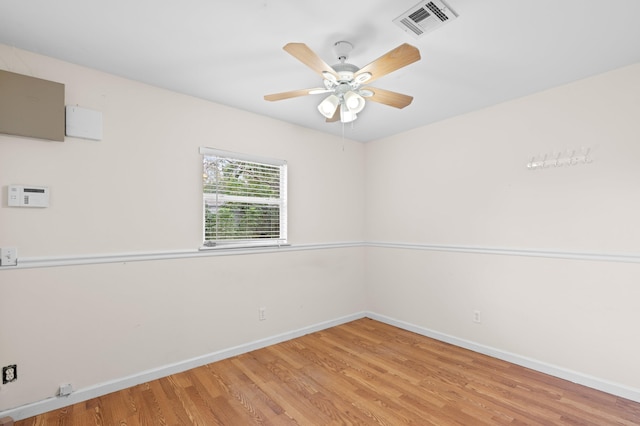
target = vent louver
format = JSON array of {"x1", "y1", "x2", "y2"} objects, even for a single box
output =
[{"x1": 393, "y1": 0, "x2": 458, "y2": 39}]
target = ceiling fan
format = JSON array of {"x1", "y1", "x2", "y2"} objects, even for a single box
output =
[{"x1": 264, "y1": 41, "x2": 421, "y2": 123}]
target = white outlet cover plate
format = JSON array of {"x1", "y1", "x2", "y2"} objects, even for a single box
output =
[{"x1": 0, "y1": 247, "x2": 17, "y2": 266}]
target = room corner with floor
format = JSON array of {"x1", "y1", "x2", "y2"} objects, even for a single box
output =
[{"x1": 2, "y1": 2, "x2": 640, "y2": 423}]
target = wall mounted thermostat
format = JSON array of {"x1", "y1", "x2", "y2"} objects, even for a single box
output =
[{"x1": 8, "y1": 185, "x2": 50, "y2": 207}]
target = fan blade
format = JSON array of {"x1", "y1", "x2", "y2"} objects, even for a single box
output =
[
  {"x1": 283, "y1": 43, "x2": 339, "y2": 80},
  {"x1": 366, "y1": 87, "x2": 414, "y2": 109},
  {"x1": 264, "y1": 88, "x2": 327, "y2": 102},
  {"x1": 354, "y1": 43, "x2": 420, "y2": 84}
]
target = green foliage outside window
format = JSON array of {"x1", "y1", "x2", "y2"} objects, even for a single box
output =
[{"x1": 203, "y1": 154, "x2": 285, "y2": 245}]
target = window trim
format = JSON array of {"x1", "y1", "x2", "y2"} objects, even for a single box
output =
[{"x1": 199, "y1": 147, "x2": 287, "y2": 250}]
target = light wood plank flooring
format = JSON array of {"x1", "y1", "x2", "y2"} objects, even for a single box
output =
[{"x1": 15, "y1": 318, "x2": 640, "y2": 425}]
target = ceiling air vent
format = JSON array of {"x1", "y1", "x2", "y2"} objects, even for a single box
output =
[{"x1": 393, "y1": 0, "x2": 458, "y2": 39}]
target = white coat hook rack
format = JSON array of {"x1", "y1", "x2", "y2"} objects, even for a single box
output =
[{"x1": 527, "y1": 147, "x2": 592, "y2": 170}]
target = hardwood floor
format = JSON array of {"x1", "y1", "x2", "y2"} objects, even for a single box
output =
[{"x1": 15, "y1": 318, "x2": 640, "y2": 425}]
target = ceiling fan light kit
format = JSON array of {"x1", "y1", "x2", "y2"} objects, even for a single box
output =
[
  {"x1": 318, "y1": 94, "x2": 340, "y2": 118},
  {"x1": 265, "y1": 41, "x2": 421, "y2": 125},
  {"x1": 339, "y1": 104, "x2": 358, "y2": 123},
  {"x1": 344, "y1": 91, "x2": 365, "y2": 113}
]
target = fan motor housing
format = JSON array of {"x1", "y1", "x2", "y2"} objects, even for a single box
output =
[{"x1": 332, "y1": 63, "x2": 359, "y2": 82}]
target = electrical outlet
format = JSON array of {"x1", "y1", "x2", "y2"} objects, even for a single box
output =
[
  {"x1": 473, "y1": 310, "x2": 481, "y2": 324},
  {"x1": 258, "y1": 307, "x2": 266, "y2": 321},
  {"x1": 0, "y1": 247, "x2": 17, "y2": 266},
  {"x1": 59, "y1": 383, "x2": 73, "y2": 397},
  {"x1": 2, "y1": 365, "x2": 17, "y2": 384}
]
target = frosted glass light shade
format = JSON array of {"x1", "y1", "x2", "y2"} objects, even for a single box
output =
[
  {"x1": 344, "y1": 91, "x2": 366, "y2": 113},
  {"x1": 318, "y1": 94, "x2": 340, "y2": 118}
]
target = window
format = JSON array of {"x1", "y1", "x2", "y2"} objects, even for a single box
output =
[{"x1": 200, "y1": 147, "x2": 287, "y2": 247}]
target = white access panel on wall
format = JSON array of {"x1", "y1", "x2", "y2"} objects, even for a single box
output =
[
  {"x1": 65, "y1": 105, "x2": 103, "y2": 140},
  {"x1": 8, "y1": 185, "x2": 50, "y2": 207}
]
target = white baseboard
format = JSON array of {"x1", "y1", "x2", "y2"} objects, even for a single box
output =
[
  {"x1": 0, "y1": 312, "x2": 367, "y2": 421},
  {"x1": 366, "y1": 311, "x2": 640, "y2": 403},
  {"x1": 4, "y1": 310, "x2": 638, "y2": 421}
]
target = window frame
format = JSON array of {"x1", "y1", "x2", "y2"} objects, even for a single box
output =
[{"x1": 199, "y1": 147, "x2": 288, "y2": 249}]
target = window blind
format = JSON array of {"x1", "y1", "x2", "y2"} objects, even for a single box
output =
[{"x1": 200, "y1": 147, "x2": 287, "y2": 247}]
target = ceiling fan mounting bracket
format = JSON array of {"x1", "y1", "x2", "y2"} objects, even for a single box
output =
[{"x1": 333, "y1": 40, "x2": 353, "y2": 62}]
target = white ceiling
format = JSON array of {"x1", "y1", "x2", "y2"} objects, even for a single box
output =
[{"x1": 1, "y1": 0, "x2": 640, "y2": 142}]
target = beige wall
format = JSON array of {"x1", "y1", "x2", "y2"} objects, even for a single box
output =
[
  {"x1": 2, "y1": 43, "x2": 639, "y2": 414},
  {"x1": 365, "y1": 63, "x2": 640, "y2": 391},
  {"x1": 0, "y1": 45, "x2": 366, "y2": 411},
  {"x1": 0, "y1": 46, "x2": 365, "y2": 255},
  {"x1": 1, "y1": 248, "x2": 366, "y2": 410}
]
